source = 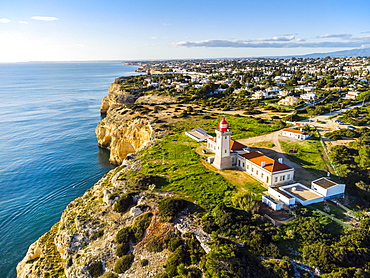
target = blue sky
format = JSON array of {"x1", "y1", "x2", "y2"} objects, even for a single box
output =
[{"x1": 0, "y1": 0, "x2": 370, "y2": 62}]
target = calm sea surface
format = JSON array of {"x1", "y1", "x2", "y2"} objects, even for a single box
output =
[{"x1": 0, "y1": 62, "x2": 140, "y2": 277}]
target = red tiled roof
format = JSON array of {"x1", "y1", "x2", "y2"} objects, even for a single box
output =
[
  {"x1": 208, "y1": 138, "x2": 246, "y2": 151},
  {"x1": 283, "y1": 128, "x2": 308, "y2": 135},
  {"x1": 240, "y1": 151, "x2": 291, "y2": 173},
  {"x1": 230, "y1": 140, "x2": 247, "y2": 151}
]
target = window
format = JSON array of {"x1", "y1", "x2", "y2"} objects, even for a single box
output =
[
  {"x1": 275, "y1": 177, "x2": 278, "y2": 183},
  {"x1": 243, "y1": 163, "x2": 245, "y2": 168},
  {"x1": 256, "y1": 170, "x2": 258, "y2": 175},
  {"x1": 282, "y1": 175, "x2": 285, "y2": 181},
  {"x1": 225, "y1": 136, "x2": 227, "y2": 139},
  {"x1": 238, "y1": 160, "x2": 241, "y2": 166},
  {"x1": 251, "y1": 168, "x2": 254, "y2": 173},
  {"x1": 225, "y1": 150, "x2": 227, "y2": 153},
  {"x1": 266, "y1": 177, "x2": 269, "y2": 183},
  {"x1": 246, "y1": 165, "x2": 249, "y2": 170},
  {"x1": 287, "y1": 174, "x2": 290, "y2": 180},
  {"x1": 261, "y1": 173, "x2": 264, "y2": 178}
]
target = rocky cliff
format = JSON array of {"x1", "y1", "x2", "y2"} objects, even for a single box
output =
[
  {"x1": 96, "y1": 79, "x2": 154, "y2": 165},
  {"x1": 96, "y1": 115, "x2": 152, "y2": 165},
  {"x1": 16, "y1": 160, "x2": 191, "y2": 278}
]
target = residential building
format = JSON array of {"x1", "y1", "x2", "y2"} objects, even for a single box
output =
[{"x1": 282, "y1": 128, "x2": 310, "y2": 140}]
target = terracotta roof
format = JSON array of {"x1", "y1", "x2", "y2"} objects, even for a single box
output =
[
  {"x1": 230, "y1": 140, "x2": 247, "y2": 151},
  {"x1": 240, "y1": 151, "x2": 291, "y2": 173},
  {"x1": 283, "y1": 128, "x2": 308, "y2": 135},
  {"x1": 208, "y1": 138, "x2": 247, "y2": 151}
]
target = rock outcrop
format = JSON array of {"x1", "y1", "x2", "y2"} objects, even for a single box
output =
[
  {"x1": 16, "y1": 161, "x2": 183, "y2": 278},
  {"x1": 96, "y1": 79, "x2": 154, "y2": 165},
  {"x1": 100, "y1": 83, "x2": 137, "y2": 114},
  {"x1": 96, "y1": 115, "x2": 152, "y2": 165}
]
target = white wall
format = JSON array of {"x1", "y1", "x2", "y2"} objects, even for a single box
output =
[
  {"x1": 262, "y1": 196, "x2": 283, "y2": 211},
  {"x1": 268, "y1": 187, "x2": 295, "y2": 206}
]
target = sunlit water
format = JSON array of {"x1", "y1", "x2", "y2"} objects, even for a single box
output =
[{"x1": 0, "y1": 62, "x2": 139, "y2": 277}]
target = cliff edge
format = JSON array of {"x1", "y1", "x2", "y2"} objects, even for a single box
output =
[{"x1": 16, "y1": 160, "x2": 204, "y2": 278}]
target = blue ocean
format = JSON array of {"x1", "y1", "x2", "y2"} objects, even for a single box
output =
[{"x1": 0, "y1": 62, "x2": 140, "y2": 277}]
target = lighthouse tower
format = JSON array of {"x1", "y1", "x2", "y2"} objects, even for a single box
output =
[{"x1": 213, "y1": 117, "x2": 233, "y2": 169}]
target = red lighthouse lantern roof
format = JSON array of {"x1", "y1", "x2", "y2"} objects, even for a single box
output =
[{"x1": 218, "y1": 117, "x2": 229, "y2": 132}]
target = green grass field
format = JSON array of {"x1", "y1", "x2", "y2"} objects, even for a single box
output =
[
  {"x1": 135, "y1": 128, "x2": 266, "y2": 208},
  {"x1": 173, "y1": 114, "x2": 281, "y2": 139},
  {"x1": 279, "y1": 138, "x2": 330, "y2": 172}
]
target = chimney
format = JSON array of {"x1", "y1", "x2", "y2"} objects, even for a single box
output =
[
  {"x1": 261, "y1": 161, "x2": 266, "y2": 167},
  {"x1": 278, "y1": 158, "x2": 283, "y2": 164}
]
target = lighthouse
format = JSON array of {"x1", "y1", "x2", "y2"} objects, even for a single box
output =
[{"x1": 213, "y1": 117, "x2": 233, "y2": 169}]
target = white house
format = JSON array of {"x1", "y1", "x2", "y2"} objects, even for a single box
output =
[
  {"x1": 282, "y1": 128, "x2": 310, "y2": 140},
  {"x1": 278, "y1": 96, "x2": 299, "y2": 106},
  {"x1": 311, "y1": 178, "x2": 346, "y2": 199},
  {"x1": 344, "y1": 91, "x2": 359, "y2": 100},
  {"x1": 206, "y1": 118, "x2": 294, "y2": 186},
  {"x1": 236, "y1": 152, "x2": 294, "y2": 186},
  {"x1": 300, "y1": 92, "x2": 316, "y2": 101},
  {"x1": 262, "y1": 195, "x2": 283, "y2": 211}
]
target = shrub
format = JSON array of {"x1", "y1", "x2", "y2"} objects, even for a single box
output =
[
  {"x1": 116, "y1": 242, "x2": 130, "y2": 257},
  {"x1": 132, "y1": 212, "x2": 153, "y2": 242},
  {"x1": 167, "y1": 237, "x2": 184, "y2": 252},
  {"x1": 158, "y1": 198, "x2": 186, "y2": 220},
  {"x1": 140, "y1": 259, "x2": 149, "y2": 267},
  {"x1": 186, "y1": 266, "x2": 202, "y2": 278},
  {"x1": 113, "y1": 193, "x2": 135, "y2": 213},
  {"x1": 95, "y1": 229, "x2": 104, "y2": 238},
  {"x1": 146, "y1": 237, "x2": 164, "y2": 253},
  {"x1": 130, "y1": 175, "x2": 165, "y2": 190},
  {"x1": 87, "y1": 261, "x2": 104, "y2": 278},
  {"x1": 102, "y1": 273, "x2": 118, "y2": 278},
  {"x1": 116, "y1": 227, "x2": 133, "y2": 244},
  {"x1": 113, "y1": 253, "x2": 134, "y2": 274},
  {"x1": 165, "y1": 246, "x2": 190, "y2": 276}
]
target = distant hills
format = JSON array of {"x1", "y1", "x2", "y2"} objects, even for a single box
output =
[{"x1": 271, "y1": 47, "x2": 370, "y2": 59}]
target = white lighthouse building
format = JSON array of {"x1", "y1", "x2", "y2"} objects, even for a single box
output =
[
  {"x1": 212, "y1": 118, "x2": 233, "y2": 170},
  {"x1": 206, "y1": 117, "x2": 295, "y2": 186}
]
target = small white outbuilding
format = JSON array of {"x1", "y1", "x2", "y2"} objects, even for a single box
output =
[{"x1": 311, "y1": 178, "x2": 345, "y2": 199}]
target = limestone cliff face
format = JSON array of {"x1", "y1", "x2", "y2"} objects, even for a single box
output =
[
  {"x1": 97, "y1": 79, "x2": 154, "y2": 165},
  {"x1": 100, "y1": 83, "x2": 137, "y2": 114},
  {"x1": 16, "y1": 162, "x2": 176, "y2": 278},
  {"x1": 96, "y1": 115, "x2": 152, "y2": 165}
]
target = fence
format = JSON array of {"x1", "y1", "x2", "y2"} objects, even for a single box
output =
[{"x1": 315, "y1": 127, "x2": 341, "y2": 177}]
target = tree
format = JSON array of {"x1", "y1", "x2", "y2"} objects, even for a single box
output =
[
  {"x1": 232, "y1": 192, "x2": 259, "y2": 214},
  {"x1": 355, "y1": 146, "x2": 370, "y2": 169}
]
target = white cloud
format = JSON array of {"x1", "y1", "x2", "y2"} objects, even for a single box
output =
[
  {"x1": 150, "y1": 37, "x2": 159, "y2": 40},
  {"x1": 317, "y1": 33, "x2": 352, "y2": 39},
  {"x1": 19, "y1": 21, "x2": 29, "y2": 24},
  {"x1": 256, "y1": 35, "x2": 295, "y2": 42},
  {"x1": 0, "y1": 18, "x2": 11, "y2": 23},
  {"x1": 31, "y1": 16, "x2": 59, "y2": 21},
  {"x1": 173, "y1": 39, "x2": 363, "y2": 48}
]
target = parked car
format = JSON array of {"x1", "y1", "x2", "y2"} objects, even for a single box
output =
[{"x1": 347, "y1": 126, "x2": 356, "y2": 130}]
